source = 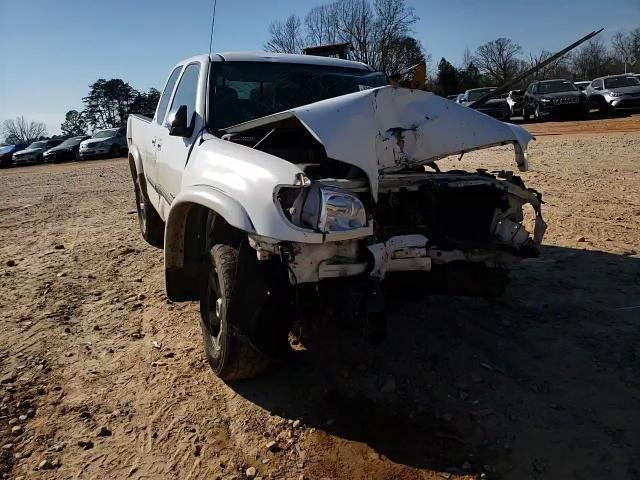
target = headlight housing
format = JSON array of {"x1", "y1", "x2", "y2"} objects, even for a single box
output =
[
  {"x1": 608, "y1": 91, "x2": 624, "y2": 97},
  {"x1": 540, "y1": 98, "x2": 552, "y2": 103},
  {"x1": 287, "y1": 184, "x2": 367, "y2": 232}
]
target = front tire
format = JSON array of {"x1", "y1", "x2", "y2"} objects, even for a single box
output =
[
  {"x1": 199, "y1": 244, "x2": 269, "y2": 380},
  {"x1": 133, "y1": 176, "x2": 164, "y2": 248},
  {"x1": 522, "y1": 105, "x2": 530, "y2": 122}
]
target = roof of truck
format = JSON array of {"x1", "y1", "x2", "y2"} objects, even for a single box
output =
[{"x1": 179, "y1": 52, "x2": 373, "y2": 71}]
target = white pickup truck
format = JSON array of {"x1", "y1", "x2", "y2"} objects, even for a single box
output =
[{"x1": 127, "y1": 52, "x2": 546, "y2": 380}]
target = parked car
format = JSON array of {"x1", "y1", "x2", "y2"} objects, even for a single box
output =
[
  {"x1": 585, "y1": 74, "x2": 640, "y2": 113},
  {"x1": 506, "y1": 89, "x2": 525, "y2": 118},
  {"x1": 127, "y1": 52, "x2": 545, "y2": 381},
  {"x1": 0, "y1": 143, "x2": 27, "y2": 167},
  {"x1": 457, "y1": 87, "x2": 511, "y2": 120},
  {"x1": 79, "y1": 127, "x2": 127, "y2": 160},
  {"x1": 12, "y1": 139, "x2": 64, "y2": 166},
  {"x1": 574, "y1": 81, "x2": 590, "y2": 92},
  {"x1": 522, "y1": 79, "x2": 587, "y2": 121},
  {"x1": 43, "y1": 135, "x2": 90, "y2": 163}
]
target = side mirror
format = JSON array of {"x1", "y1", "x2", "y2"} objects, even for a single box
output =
[{"x1": 167, "y1": 105, "x2": 194, "y2": 137}]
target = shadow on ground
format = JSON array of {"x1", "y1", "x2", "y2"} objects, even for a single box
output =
[{"x1": 231, "y1": 246, "x2": 640, "y2": 478}]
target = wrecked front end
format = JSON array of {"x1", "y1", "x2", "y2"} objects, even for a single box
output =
[{"x1": 222, "y1": 86, "x2": 546, "y2": 299}]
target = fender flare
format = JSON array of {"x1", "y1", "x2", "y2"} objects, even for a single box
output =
[
  {"x1": 164, "y1": 185, "x2": 255, "y2": 301},
  {"x1": 127, "y1": 144, "x2": 143, "y2": 180}
]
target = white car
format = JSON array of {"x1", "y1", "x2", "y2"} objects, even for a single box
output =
[
  {"x1": 127, "y1": 52, "x2": 546, "y2": 380},
  {"x1": 12, "y1": 139, "x2": 64, "y2": 166},
  {"x1": 79, "y1": 127, "x2": 127, "y2": 160}
]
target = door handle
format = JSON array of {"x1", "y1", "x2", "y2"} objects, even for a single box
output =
[{"x1": 156, "y1": 142, "x2": 162, "y2": 151}]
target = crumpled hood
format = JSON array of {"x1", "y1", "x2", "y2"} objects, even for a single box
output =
[{"x1": 224, "y1": 86, "x2": 533, "y2": 198}]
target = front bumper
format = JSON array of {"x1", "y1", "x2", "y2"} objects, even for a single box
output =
[
  {"x1": 79, "y1": 146, "x2": 112, "y2": 159},
  {"x1": 44, "y1": 150, "x2": 75, "y2": 163},
  {"x1": 12, "y1": 155, "x2": 39, "y2": 165},
  {"x1": 610, "y1": 96, "x2": 640, "y2": 109},
  {"x1": 538, "y1": 101, "x2": 585, "y2": 116}
]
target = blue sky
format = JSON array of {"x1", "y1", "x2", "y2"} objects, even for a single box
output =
[{"x1": 1, "y1": 0, "x2": 638, "y2": 135}]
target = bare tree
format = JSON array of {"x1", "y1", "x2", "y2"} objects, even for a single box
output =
[
  {"x1": 528, "y1": 49, "x2": 572, "y2": 81},
  {"x1": 611, "y1": 28, "x2": 640, "y2": 69},
  {"x1": 473, "y1": 38, "x2": 523, "y2": 84},
  {"x1": 264, "y1": 14, "x2": 304, "y2": 54},
  {"x1": 1, "y1": 116, "x2": 47, "y2": 144},
  {"x1": 371, "y1": 0, "x2": 419, "y2": 73},
  {"x1": 305, "y1": 4, "x2": 340, "y2": 46},
  {"x1": 266, "y1": 0, "x2": 422, "y2": 74},
  {"x1": 461, "y1": 47, "x2": 472, "y2": 70},
  {"x1": 572, "y1": 38, "x2": 614, "y2": 79},
  {"x1": 335, "y1": 0, "x2": 376, "y2": 65}
]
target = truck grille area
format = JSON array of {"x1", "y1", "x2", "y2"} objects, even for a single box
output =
[{"x1": 369, "y1": 182, "x2": 509, "y2": 249}]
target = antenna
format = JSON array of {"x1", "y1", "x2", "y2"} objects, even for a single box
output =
[{"x1": 208, "y1": 0, "x2": 218, "y2": 56}]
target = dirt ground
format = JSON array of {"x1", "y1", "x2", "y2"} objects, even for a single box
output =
[{"x1": 1, "y1": 114, "x2": 639, "y2": 480}]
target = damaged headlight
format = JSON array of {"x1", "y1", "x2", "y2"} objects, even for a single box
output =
[{"x1": 286, "y1": 184, "x2": 367, "y2": 232}]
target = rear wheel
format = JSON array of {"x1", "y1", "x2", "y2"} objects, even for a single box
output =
[
  {"x1": 134, "y1": 176, "x2": 164, "y2": 248},
  {"x1": 199, "y1": 243, "x2": 270, "y2": 380}
]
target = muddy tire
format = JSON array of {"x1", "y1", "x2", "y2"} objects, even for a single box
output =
[
  {"x1": 199, "y1": 244, "x2": 269, "y2": 380},
  {"x1": 134, "y1": 176, "x2": 164, "y2": 248}
]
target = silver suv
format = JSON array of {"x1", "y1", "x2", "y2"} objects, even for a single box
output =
[{"x1": 585, "y1": 74, "x2": 640, "y2": 113}]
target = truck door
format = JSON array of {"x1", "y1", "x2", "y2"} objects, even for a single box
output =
[
  {"x1": 146, "y1": 66, "x2": 182, "y2": 205},
  {"x1": 155, "y1": 61, "x2": 205, "y2": 202}
]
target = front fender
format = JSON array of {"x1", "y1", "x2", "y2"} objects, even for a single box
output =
[{"x1": 165, "y1": 185, "x2": 254, "y2": 271}]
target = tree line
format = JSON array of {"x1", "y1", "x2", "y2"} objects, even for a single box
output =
[
  {"x1": 60, "y1": 80, "x2": 160, "y2": 136},
  {"x1": 432, "y1": 28, "x2": 639, "y2": 96},
  {"x1": 1, "y1": 79, "x2": 159, "y2": 145}
]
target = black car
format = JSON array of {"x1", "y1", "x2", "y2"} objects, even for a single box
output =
[
  {"x1": 43, "y1": 135, "x2": 90, "y2": 163},
  {"x1": 523, "y1": 79, "x2": 587, "y2": 121},
  {"x1": 0, "y1": 143, "x2": 27, "y2": 167}
]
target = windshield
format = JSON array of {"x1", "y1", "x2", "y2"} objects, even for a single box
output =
[
  {"x1": 538, "y1": 80, "x2": 577, "y2": 94},
  {"x1": 60, "y1": 136, "x2": 85, "y2": 146},
  {"x1": 28, "y1": 141, "x2": 47, "y2": 149},
  {"x1": 604, "y1": 76, "x2": 640, "y2": 89},
  {"x1": 467, "y1": 88, "x2": 495, "y2": 101},
  {"x1": 92, "y1": 129, "x2": 117, "y2": 138},
  {"x1": 210, "y1": 61, "x2": 387, "y2": 130}
]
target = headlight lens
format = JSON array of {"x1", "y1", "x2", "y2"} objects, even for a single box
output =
[
  {"x1": 318, "y1": 188, "x2": 367, "y2": 232},
  {"x1": 290, "y1": 185, "x2": 367, "y2": 232},
  {"x1": 540, "y1": 98, "x2": 552, "y2": 103},
  {"x1": 608, "y1": 91, "x2": 623, "y2": 97}
]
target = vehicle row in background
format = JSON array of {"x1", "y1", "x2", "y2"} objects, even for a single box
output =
[
  {"x1": 44, "y1": 135, "x2": 89, "y2": 163},
  {"x1": 450, "y1": 73, "x2": 639, "y2": 122},
  {"x1": 457, "y1": 87, "x2": 511, "y2": 121},
  {"x1": 1, "y1": 127, "x2": 128, "y2": 167}
]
